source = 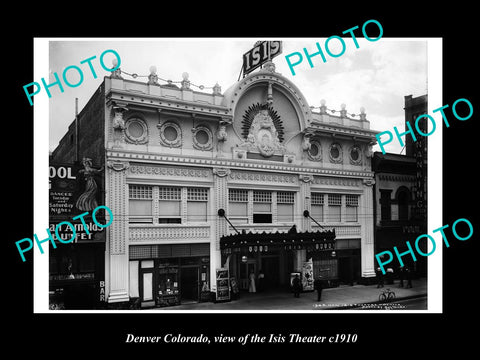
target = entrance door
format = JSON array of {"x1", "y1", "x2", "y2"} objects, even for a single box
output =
[
  {"x1": 261, "y1": 256, "x2": 280, "y2": 290},
  {"x1": 239, "y1": 260, "x2": 256, "y2": 290},
  {"x1": 139, "y1": 260, "x2": 155, "y2": 307},
  {"x1": 180, "y1": 267, "x2": 199, "y2": 302},
  {"x1": 338, "y1": 257, "x2": 354, "y2": 285}
]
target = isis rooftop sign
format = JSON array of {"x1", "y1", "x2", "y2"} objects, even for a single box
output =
[{"x1": 242, "y1": 41, "x2": 282, "y2": 76}]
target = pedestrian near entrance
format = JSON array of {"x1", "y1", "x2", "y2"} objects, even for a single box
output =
[
  {"x1": 376, "y1": 267, "x2": 384, "y2": 288},
  {"x1": 405, "y1": 267, "x2": 413, "y2": 288},
  {"x1": 399, "y1": 267, "x2": 405, "y2": 288},
  {"x1": 313, "y1": 276, "x2": 323, "y2": 301},
  {"x1": 248, "y1": 270, "x2": 256, "y2": 293},
  {"x1": 386, "y1": 267, "x2": 394, "y2": 285},
  {"x1": 257, "y1": 269, "x2": 265, "y2": 292},
  {"x1": 292, "y1": 274, "x2": 301, "y2": 298}
]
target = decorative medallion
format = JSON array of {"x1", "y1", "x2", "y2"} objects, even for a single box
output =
[
  {"x1": 308, "y1": 139, "x2": 323, "y2": 161},
  {"x1": 329, "y1": 142, "x2": 343, "y2": 163},
  {"x1": 349, "y1": 145, "x2": 362, "y2": 165},
  {"x1": 158, "y1": 121, "x2": 182, "y2": 148},
  {"x1": 192, "y1": 125, "x2": 213, "y2": 151},
  {"x1": 123, "y1": 118, "x2": 148, "y2": 145}
]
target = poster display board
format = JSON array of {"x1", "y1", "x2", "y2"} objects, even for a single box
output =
[
  {"x1": 302, "y1": 259, "x2": 314, "y2": 291},
  {"x1": 215, "y1": 268, "x2": 230, "y2": 302}
]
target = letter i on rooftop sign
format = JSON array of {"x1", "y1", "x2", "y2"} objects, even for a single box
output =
[{"x1": 242, "y1": 41, "x2": 282, "y2": 76}]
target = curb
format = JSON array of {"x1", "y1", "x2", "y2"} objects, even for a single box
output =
[{"x1": 325, "y1": 293, "x2": 428, "y2": 310}]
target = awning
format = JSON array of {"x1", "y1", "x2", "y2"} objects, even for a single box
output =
[{"x1": 220, "y1": 229, "x2": 336, "y2": 255}]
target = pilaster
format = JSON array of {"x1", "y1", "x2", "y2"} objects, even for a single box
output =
[
  {"x1": 299, "y1": 174, "x2": 313, "y2": 231},
  {"x1": 106, "y1": 160, "x2": 130, "y2": 303},
  {"x1": 212, "y1": 168, "x2": 230, "y2": 290},
  {"x1": 361, "y1": 177, "x2": 376, "y2": 278}
]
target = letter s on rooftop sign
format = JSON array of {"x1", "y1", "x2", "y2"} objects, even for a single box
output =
[{"x1": 242, "y1": 41, "x2": 282, "y2": 76}]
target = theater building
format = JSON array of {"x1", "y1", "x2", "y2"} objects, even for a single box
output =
[{"x1": 51, "y1": 46, "x2": 381, "y2": 308}]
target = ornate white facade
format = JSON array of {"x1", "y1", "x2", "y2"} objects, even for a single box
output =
[{"x1": 102, "y1": 63, "x2": 379, "y2": 305}]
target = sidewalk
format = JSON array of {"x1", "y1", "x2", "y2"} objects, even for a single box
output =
[{"x1": 156, "y1": 277, "x2": 427, "y2": 311}]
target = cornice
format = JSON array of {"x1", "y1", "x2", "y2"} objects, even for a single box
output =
[
  {"x1": 378, "y1": 174, "x2": 416, "y2": 182},
  {"x1": 106, "y1": 149, "x2": 375, "y2": 179},
  {"x1": 309, "y1": 122, "x2": 379, "y2": 139},
  {"x1": 107, "y1": 89, "x2": 231, "y2": 119}
]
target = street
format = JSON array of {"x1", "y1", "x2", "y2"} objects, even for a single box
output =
[{"x1": 351, "y1": 295, "x2": 427, "y2": 310}]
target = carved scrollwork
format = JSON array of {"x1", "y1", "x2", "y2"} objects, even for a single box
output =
[
  {"x1": 363, "y1": 178, "x2": 376, "y2": 186},
  {"x1": 107, "y1": 161, "x2": 130, "y2": 172},
  {"x1": 299, "y1": 174, "x2": 313, "y2": 183},
  {"x1": 213, "y1": 168, "x2": 231, "y2": 177}
]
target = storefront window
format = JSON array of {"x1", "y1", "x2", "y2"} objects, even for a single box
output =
[{"x1": 157, "y1": 266, "x2": 179, "y2": 306}]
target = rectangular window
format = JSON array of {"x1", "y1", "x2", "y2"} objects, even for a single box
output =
[
  {"x1": 253, "y1": 213, "x2": 272, "y2": 223},
  {"x1": 141, "y1": 260, "x2": 154, "y2": 268},
  {"x1": 328, "y1": 194, "x2": 341, "y2": 222},
  {"x1": 380, "y1": 190, "x2": 392, "y2": 221},
  {"x1": 129, "y1": 185, "x2": 153, "y2": 223},
  {"x1": 159, "y1": 187, "x2": 181, "y2": 224},
  {"x1": 253, "y1": 191, "x2": 272, "y2": 203},
  {"x1": 229, "y1": 189, "x2": 248, "y2": 224},
  {"x1": 253, "y1": 190, "x2": 272, "y2": 223},
  {"x1": 311, "y1": 193, "x2": 324, "y2": 222},
  {"x1": 277, "y1": 191, "x2": 294, "y2": 223},
  {"x1": 129, "y1": 185, "x2": 153, "y2": 199},
  {"x1": 187, "y1": 188, "x2": 208, "y2": 222},
  {"x1": 346, "y1": 195, "x2": 358, "y2": 222}
]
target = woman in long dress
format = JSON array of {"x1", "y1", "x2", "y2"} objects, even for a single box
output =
[
  {"x1": 248, "y1": 270, "x2": 256, "y2": 293},
  {"x1": 76, "y1": 158, "x2": 103, "y2": 212}
]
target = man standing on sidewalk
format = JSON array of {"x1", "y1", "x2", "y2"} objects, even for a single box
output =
[
  {"x1": 405, "y1": 267, "x2": 413, "y2": 288},
  {"x1": 399, "y1": 267, "x2": 405, "y2": 288},
  {"x1": 292, "y1": 274, "x2": 301, "y2": 298},
  {"x1": 313, "y1": 276, "x2": 323, "y2": 301},
  {"x1": 376, "y1": 267, "x2": 384, "y2": 288}
]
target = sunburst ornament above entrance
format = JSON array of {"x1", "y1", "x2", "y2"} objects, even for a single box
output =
[
  {"x1": 241, "y1": 103, "x2": 285, "y2": 142},
  {"x1": 240, "y1": 102, "x2": 286, "y2": 157}
]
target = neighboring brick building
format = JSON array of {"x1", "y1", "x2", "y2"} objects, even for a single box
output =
[{"x1": 372, "y1": 94, "x2": 428, "y2": 279}]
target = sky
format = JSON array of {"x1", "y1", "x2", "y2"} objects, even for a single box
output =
[{"x1": 45, "y1": 38, "x2": 429, "y2": 154}]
